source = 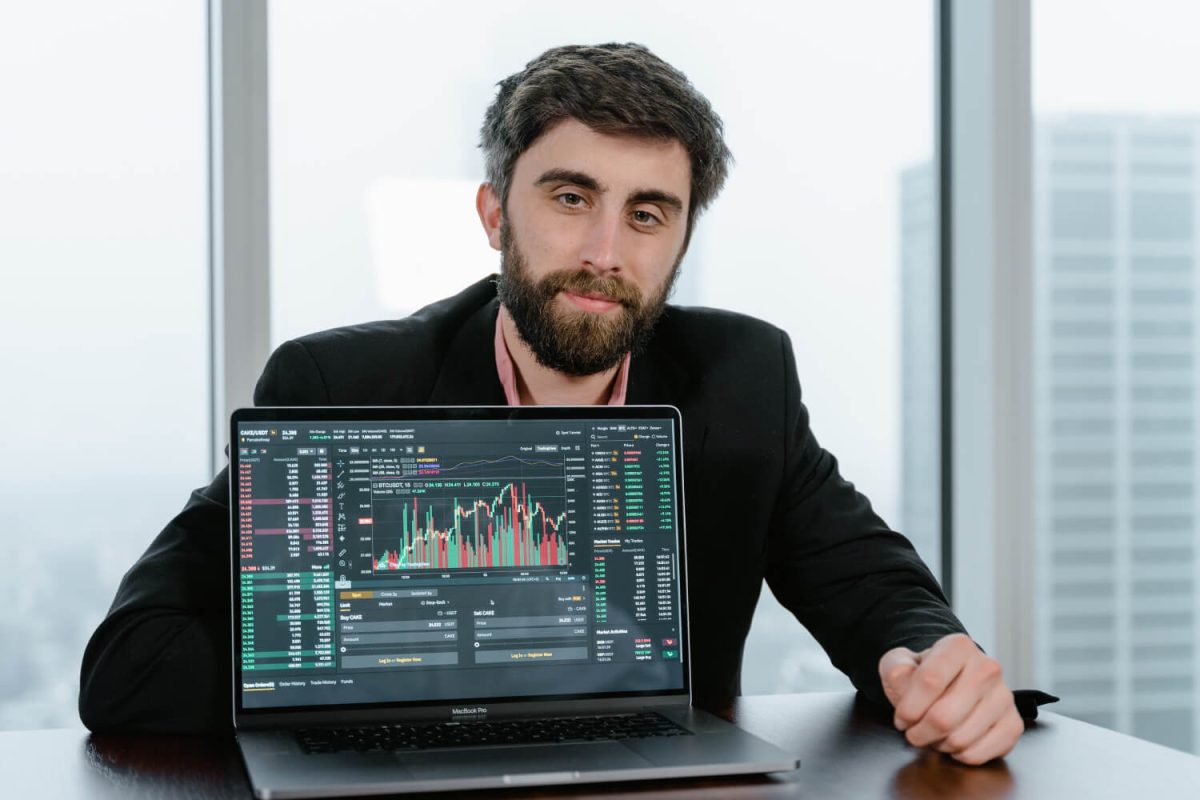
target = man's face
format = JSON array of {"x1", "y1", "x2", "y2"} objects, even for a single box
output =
[{"x1": 482, "y1": 118, "x2": 692, "y2": 376}]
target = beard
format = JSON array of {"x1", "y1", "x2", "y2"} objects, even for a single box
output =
[{"x1": 496, "y1": 222, "x2": 681, "y2": 377}]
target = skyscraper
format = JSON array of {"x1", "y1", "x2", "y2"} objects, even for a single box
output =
[
  {"x1": 1033, "y1": 115, "x2": 1198, "y2": 752},
  {"x1": 901, "y1": 115, "x2": 1200, "y2": 754}
]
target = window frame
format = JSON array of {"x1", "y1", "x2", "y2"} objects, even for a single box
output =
[
  {"x1": 208, "y1": 0, "x2": 272, "y2": 474},
  {"x1": 944, "y1": 0, "x2": 1035, "y2": 687}
]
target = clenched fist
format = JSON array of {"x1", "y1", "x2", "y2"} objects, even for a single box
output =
[{"x1": 879, "y1": 633, "x2": 1024, "y2": 765}]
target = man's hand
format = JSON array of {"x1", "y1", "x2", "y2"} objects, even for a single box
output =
[{"x1": 878, "y1": 633, "x2": 1023, "y2": 765}]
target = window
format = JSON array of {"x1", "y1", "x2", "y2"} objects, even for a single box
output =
[
  {"x1": 0, "y1": 1, "x2": 943, "y2": 730},
  {"x1": 0, "y1": 1, "x2": 207, "y2": 729},
  {"x1": 1033, "y1": 0, "x2": 1200, "y2": 753}
]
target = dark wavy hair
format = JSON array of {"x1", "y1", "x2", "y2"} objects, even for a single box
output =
[{"x1": 480, "y1": 43, "x2": 733, "y2": 239}]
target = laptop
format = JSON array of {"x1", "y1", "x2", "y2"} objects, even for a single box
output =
[{"x1": 229, "y1": 405, "x2": 799, "y2": 798}]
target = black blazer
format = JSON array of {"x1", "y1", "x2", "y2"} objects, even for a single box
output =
[{"x1": 79, "y1": 275, "x2": 965, "y2": 733}]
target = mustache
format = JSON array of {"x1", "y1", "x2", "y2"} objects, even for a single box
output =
[{"x1": 538, "y1": 269, "x2": 643, "y2": 308}]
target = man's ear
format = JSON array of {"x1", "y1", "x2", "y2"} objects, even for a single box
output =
[{"x1": 476, "y1": 182, "x2": 503, "y2": 252}]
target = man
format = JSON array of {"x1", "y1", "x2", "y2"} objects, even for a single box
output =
[{"x1": 80, "y1": 43, "x2": 1024, "y2": 765}]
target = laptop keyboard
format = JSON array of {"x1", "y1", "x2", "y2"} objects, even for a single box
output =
[{"x1": 296, "y1": 711, "x2": 692, "y2": 753}]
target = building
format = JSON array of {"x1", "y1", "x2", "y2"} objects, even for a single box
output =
[
  {"x1": 1033, "y1": 115, "x2": 1199, "y2": 752},
  {"x1": 900, "y1": 115, "x2": 1199, "y2": 753}
]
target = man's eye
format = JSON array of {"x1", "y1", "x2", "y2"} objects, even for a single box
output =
[
  {"x1": 632, "y1": 210, "x2": 661, "y2": 226},
  {"x1": 557, "y1": 193, "x2": 584, "y2": 207}
]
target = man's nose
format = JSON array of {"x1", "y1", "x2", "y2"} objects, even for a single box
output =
[{"x1": 578, "y1": 209, "x2": 624, "y2": 274}]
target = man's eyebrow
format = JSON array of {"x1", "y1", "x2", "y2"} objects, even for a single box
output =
[
  {"x1": 629, "y1": 189, "x2": 684, "y2": 215},
  {"x1": 534, "y1": 169, "x2": 605, "y2": 193}
]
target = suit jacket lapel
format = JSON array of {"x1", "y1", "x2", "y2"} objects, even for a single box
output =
[
  {"x1": 627, "y1": 312, "x2": 709, "y2": 473},
  {"x1": 427, "y1": 297, "x2": 508, "y2": 406}
]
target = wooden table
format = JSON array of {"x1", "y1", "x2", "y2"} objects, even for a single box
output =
[{"x1": 2, "y1": 693, "x2": 1198, "y2": 798}]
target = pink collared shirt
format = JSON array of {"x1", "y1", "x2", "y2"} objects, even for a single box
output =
[{"x1": 494, "y1": 306, "x2": 631, "y2": 406}]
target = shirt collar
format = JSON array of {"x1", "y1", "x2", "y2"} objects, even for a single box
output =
[{"x1": 494, "y1": 305, "x2": 630, "y2": 406}]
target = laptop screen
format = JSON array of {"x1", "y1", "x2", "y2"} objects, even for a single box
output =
[{"x1": 231, "y1": 407, "x2": 688, "y2": 714}]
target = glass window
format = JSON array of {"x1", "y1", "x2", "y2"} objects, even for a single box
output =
[
  {"x1": 0, "y1": 1, "x2": 208, "y2": 729},
  {"x1": 269, "y1": 1, "x2": 938, "y2": 695},
  {"x1": 1034, "y1": 0, "x2": 1200, "y2": 753}
]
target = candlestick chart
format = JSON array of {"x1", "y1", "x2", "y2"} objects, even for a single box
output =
[{"x1": 371, "y1": 456, "x2": 568, "y2": 571}]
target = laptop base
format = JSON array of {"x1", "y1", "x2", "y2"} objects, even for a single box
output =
[{"x1": 239, "y1": 707, "x2": 798, "y2": 799}]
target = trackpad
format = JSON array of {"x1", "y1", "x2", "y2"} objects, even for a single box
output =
[{"x1": 397, "y1": 742, "x2": 651, "y2": 780}]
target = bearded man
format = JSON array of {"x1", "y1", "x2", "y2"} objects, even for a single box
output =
[{"x1": 80, "y1": 42, "x2": 1026, "y2": 765}]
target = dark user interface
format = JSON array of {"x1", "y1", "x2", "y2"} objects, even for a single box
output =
[{"x1": 235, "y1": 418, "x2": 684, "y2": 709}]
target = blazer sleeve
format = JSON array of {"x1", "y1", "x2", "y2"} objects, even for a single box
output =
[
  {"x1": 762, "y1": 331, "x2": 967, "y2": 707},
  {"x1": 78, "y1": 341, "x2": 330, "y2": 733}
]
